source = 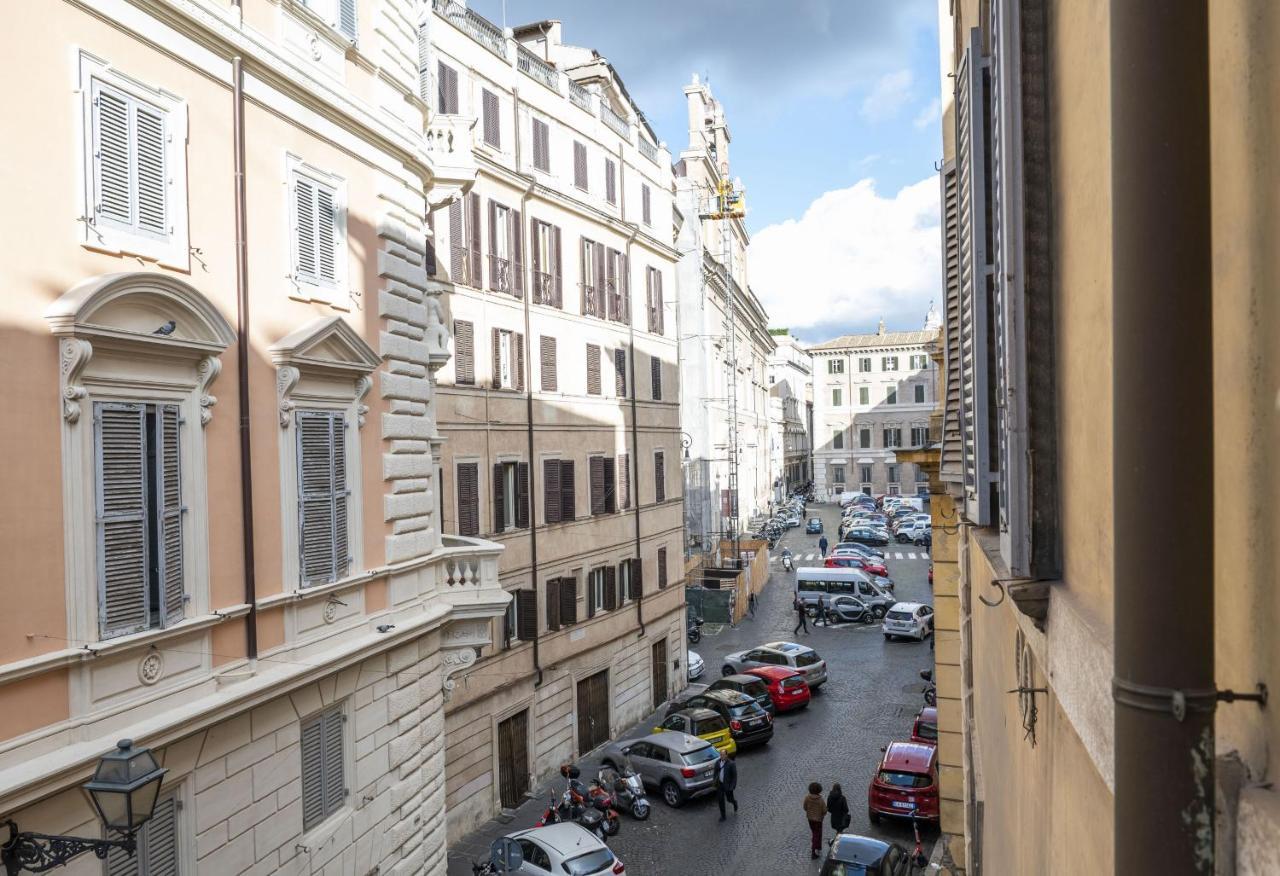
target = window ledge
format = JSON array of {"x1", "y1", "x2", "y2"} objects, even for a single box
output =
[{"x1": 0, "y1": 606, "x2": 251, "y2": 686}]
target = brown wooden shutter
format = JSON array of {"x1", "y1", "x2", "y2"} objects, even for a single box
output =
[
  {"x1": 492, "y1": 463, "x2": 506, "y2": 532},
  {"x1": 487, "y1": 201, "x2": 500, "y2": 291},
  {"x1": 654, "y1": 451, "x2": 666, "y2": 502},
  {"x1": 516, "y1": 462, "x2": 530, "y2": 528},
  {"x1": 593, "y1": 242, "x2": 606, "y2": 316},
  {"x1": 657, "y1": 547, "x2": 668, "y2": 588},
  {"x1": 605, "y1": 158, "x2": 616, "y2": 204},
  {"x1": 449, "y1": 200, "x2": 465, "y2": 281},
  {"x1": 532, "y1": 118, "x2": 549, "y2": 171},
  {"x1": 655, "y1": 271, "x2": 664, "y2": 334},
  {"x1": 603, "y1": 566, "x2": 617, "y2": 611},
  {"x1": 589, "y1": 456, "x2": 605, "y2": 515},
  {"x1": 482, "y1": 88, "x2": 500, "y2": 147},
  {"x1": 617, "y1": 453, "x2": 630, "y2": 509},
  {"x1": 513, "y1": 333, "x2": 525, "y2": 392},
  {"x1": 631, "y1": 557, "x2": 643, "y2": 599},
  {"x1": 614, "y1": 348, "x2": 627, "y2": 396},
  {"x1": 603, "y1": 456, "x2": 617, "y2": 513},
  {"x1": 531, "y1": 219, "x2": 543, "y2": 291},
  {"x1": 516, "y1": 589, "x2": 536, "y2": 640},
  {"x1": 438, "y1": 62, "x2": 459, "y2": 114},
  {"x1": 573, "y1": 141, "x2": 587, "y2": 189},
  {"x1": 546, "y1": 578, "x2": 561, "y2": 630},
  {"x1": 561, "y1": 576, "x2": 578, "y2": 624},
  {"x1": 560, "y1": 460, "x2": 575, "y2": 520},
  {"x1": 605, "y1": 249, "x2": 617, "y2": 320},
  {"x1": 457, "y1": 462, "x2": 479, "y2": 536},
  {"x1": 587, "y1": 571, "x2": 597, "y2": 619},
  {"x1": 511, "y1": 209, "x2": 524, "y2": 297},
  {"x1": 543, "y1": 458, "x2": 562, "y2": 524},
  {"x1": 540, "y1": 336, "x2": 557, "y2": 392},
  {"x1": 580, "y1": 238, "x2": 592, "y2": 315},
  {"x1": 650, "y1": 355, "x2": 662, "y2": 400},
  {"x1": 551, "y1": 225, "x2": 563, "y2": 306},
  {"x1": 453, "y1": 320, "x2": 475, "y2": 385},
  {"x1": 492, "y1": 328, "x2": 503, "y2": 389},
  {"x1": 619, "y1": 253, "x2": 630, "y2": 324},
  {"x1": 586, "y1": 344, "x2": 601, "y2": 395},
  {"x1": 645, "y1": 268, "x2": 655, "y2": 332},
  {"x1": 641, "y1": 184, "x2": 651, "y2": 225},
  {"x1": 468, "y1": 192, "x2": 482, "y2": 286}
]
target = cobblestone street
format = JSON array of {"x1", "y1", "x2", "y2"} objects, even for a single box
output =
[{"x1": 447, "y1": 503, "x2": 937, "y2": 875}]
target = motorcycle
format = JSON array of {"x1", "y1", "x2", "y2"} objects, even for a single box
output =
[
  {"x1": 920, "y1": 668, "x2": 937, "y2": 706},
  {"x1": 584, "y1": 779, "x2": 625, "y2": 834},
  {"x1": 687, "y1": 615, "x2": 704, "y2": 644},
  {"x1": 598, "y1": 765, "x2": 650, "y2": 820},
  {"x1": 781, "y1": 548, "x2": 794, "y2": 572}
]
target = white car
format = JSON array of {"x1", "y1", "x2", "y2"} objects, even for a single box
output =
[
  {"x1": 883, "y1": 602, "x2": 935, "y2": 641},
  {"x1": 687, "y1": 650, "x2": 704, "y2": 681},
  {"x1": 502, "y1": 823, "x2": 624, "y2": 875}
]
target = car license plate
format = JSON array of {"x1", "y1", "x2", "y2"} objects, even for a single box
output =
[{"x1": 892, "y1": 801, "x2": 915, "y2": 810}]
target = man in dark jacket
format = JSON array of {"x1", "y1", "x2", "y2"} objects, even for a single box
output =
[
  {"x1": 715, "y1": 750, "x2": 738, "y2": 821},
  {"x1": 794, "y1": 595, "x2": 809, "y2": 635},
  {"x1": 818, "y1": 535, "x2": 829, "y2": 558}
]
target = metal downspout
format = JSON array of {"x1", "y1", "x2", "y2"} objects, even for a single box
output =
[
  {"x1": 231, "y1": 54, "x2": 258, "y2": 661},
  {"x1": 620, "y1": 145, "x2": 645, "y2": 639},
  {"x1": 1111, "y1": 3, "x2": 1213, "y2": 871},
  {"x1": 513, "y1": 86, "x2": 543, "y2": 688}
]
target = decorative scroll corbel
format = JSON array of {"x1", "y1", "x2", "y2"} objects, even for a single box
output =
[
  {"x1": 277, "y1": 365, "x2": 301, "y2": 428},
  {"x1": 354, "y1": 375, "x2": 372, "y2": 428},
  {"x1": 59, "y1": 339, "x2": 94, "y2": 423},
  {"x1": 441, "y1": 646, "x2": 478, "y2": 702},
  {"x1": 196, "y1": 356, "x2": 222, "y2": 426}
]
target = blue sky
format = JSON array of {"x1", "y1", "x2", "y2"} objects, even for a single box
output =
[{"x1": 469, "y1": 0, "x2": 945, "y2": 343}]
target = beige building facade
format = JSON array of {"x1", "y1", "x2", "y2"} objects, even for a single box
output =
[
  {"x1": 932, "y1": 1, "x2": 1280, "y2": 873},
  {"x1": 767, "y1": 330, "x2": 812, "y2": 500},
  {"x1": 0, "y1": 1, "x2": 513, "y2": 874},
  {"x1": 420, "y1": 6, "x2": 687, "y2": 840}
]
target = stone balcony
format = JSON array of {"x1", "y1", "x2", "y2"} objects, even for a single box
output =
[{"x1": 425, "y1": 113, "x2": 478, "y2": 207}]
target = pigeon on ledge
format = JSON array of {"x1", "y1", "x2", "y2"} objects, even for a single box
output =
[{"x1": 153, "y1": 320, "x2": 176, "y2": 335}]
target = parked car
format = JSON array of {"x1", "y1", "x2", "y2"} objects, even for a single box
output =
[
  {"x1": 843, "y1": 527, "x2": 890, "y2": 547},
  {"x1": 503, "y1": 823, "x2": 626, "y2": 876},
  {"x1": 672, "y1": 689, "x2": 773, "y2": 748},
  {"x1": 867, "y1": 742, "x2": 939, "y2": 823},
  {"x1": 706, "y1": 673, "x2": 776, "y2": 715},
  {"x1": 743, "y1": 666, "x2": 811, "y2": 712},
  {"x1": 806, "y1": 517, "x2": 824, "y2": 534},
  {"x1": 654, "y1": 707, "x2": 736, "y2": 755},
  {"x1": 824, "y1": 594, "x2": 876, "y2": 624},
  {"x1": 824, "y1": 554, "x2": 891, "y2": 579},
  {"x1": 687, "y1": 650, "x2": 704, "y2": 681},
  {"x1": 835, "y1": 541, "x2": 886, "y2": 560},
  {"x1": 600, "y1": 731, "x2": 719, "y2": 808},
  {"x1": 883, "y1": 602, "x2": 935, "y2": 641},
  {"x1": 796, "y1": 568, "x2": 895, "y2": 617},
  {"x1": 910, "y1": 706, "x2": 938, "y2": 745},
  {"x1": 722, "y1": 641, "x2": 828, "y2": 689},
  {"x1": 820, "y1": 834, "x2": 913, "y2": 876}
]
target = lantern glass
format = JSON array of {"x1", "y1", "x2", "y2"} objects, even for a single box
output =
[{"x1": 83, "y1": 739, "x2": 166, "y2": 833}]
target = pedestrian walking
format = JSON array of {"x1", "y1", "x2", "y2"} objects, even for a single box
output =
[
  {"x1": 715, "y1": 750, "x2": 739, "y2": 821},
  {"x1": 818, "y1": 535, "x2": 829, "y2": 558},
  {"x1": 817, "y1": 594, "x2": 829, "y2": 627},
  {"x1": 827, "y1": 783, "x2": 851, "y2": 835},
  {"x1": 748, "y1": 591, "x2": 758, "y2": 617},
  {"x1": 803, "y1": 782, "x2": 827, "y2": 859},
  {"x1": 793, "y1": 595, "x2": 809, "y2": 635}
]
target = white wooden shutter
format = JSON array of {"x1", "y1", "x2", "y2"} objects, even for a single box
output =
[
  {"x1": 134, "y1": 106, "x2": 167, "y2": 236},
  {"x1": 297, "y1": 411, "x2": 349, "y2": 587},
  {"x1": 294, "y1": 176, "x2": 318, "y2": 282},
  {"x1": 93, "y1": 84, "x2": 133, "y2": 227},
  {"x1": 316, "y1": 185, "x2": 338, "y2": 284},
  {"x1": 95, "y1": 403, "x2": 150, "y2": 638},
  {"x1": 157, "y1": 404, "x2": 184, "y2": 625},
  {"x1": 337, "y1": 0, "x2": 358, "y2": 41},
  {"x1": 294, "y1": 174, "x2": 339, "y2": 287},
  {"x1": 322, "y1": 706, "x2": 345, "y2": 812},
  {"x1": 92, "y1": 81, "x2": 169, "y2": 239}
]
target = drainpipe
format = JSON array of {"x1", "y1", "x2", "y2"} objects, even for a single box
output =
[
  {"x1": 513, "y1": 86, "x2": 543, "y2": 688},
  {"x1": 231, "y1": 54, "x2": 258, "y2": 662},
  {"x1": 619, "y1": 144, "x2": 645, "y2": 639},
  {"x1": 1111, "y1": 3, "x2": 1213, "y2": 872}
]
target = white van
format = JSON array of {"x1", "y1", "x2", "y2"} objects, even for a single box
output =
[{"x1": 794, "y1": 567, "x2": 895, "y2": 617}]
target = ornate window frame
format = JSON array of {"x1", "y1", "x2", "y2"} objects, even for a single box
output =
[
  {"x1": 271, "y1": 316, "x2": 378, "y2": 597},
  {"x1": 46, "y1": 272, "x2": 234, "y2": 646}
]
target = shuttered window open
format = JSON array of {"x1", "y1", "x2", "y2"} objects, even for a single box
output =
[
  {"x1": 482, "y1": 89, "x2": 501, "y2": 147},
  {"x1": 650, "y1": 355, "x2": 663, "y2": 401},
  {"x1": 573, "y1": 141, "x2": 588, "y2": 190},
  {"x1": 437, "y1": 61, "x2": 459, "y2": 114},
  {"x1": 586, "y1": 344, "x2": 601, "y2": 395},
  {"x1": 515, "y1": 589, "x2": 537, "y2": 640},
  {"x1": 546, "y1": 578, "x2": 562, "y2": 630},
  {"x1": 456, "y1": 462, "x2": 480, "y2": 536},
  {"x1": 91, "y1": 80, "x2": 169, "y2": 241},
  {"x1": 296, "y1": 410, "x2": 350, "y2": 587},
  {"x1": 559, "y1": 576, "x2": 578, "y2": 625},
  {"x1": 516, "y1": 462, "x2": 530, "y2": 529},
  {"x1": 94, "y1": 402, "x2": 185, "y2": 639},
  {"x1": 293, "y1": 172, "x2": 340, "y2": 288},
  {"x1": 559, "y1": 460, "x2": 576, "y2": 521},
  {"x1": 654, "y1": 451, "x2": 666, "y2": 503},
  {"x1": 618, "y1": 453, "x2": 631, "y2": 509},
  {"x1": 468, "y1": 192, "x2": 483, "y2": 287},
  {"x1": 646, "y1": 267, "x2": 664, "y2": 335},
  {"x1": 602, "y1": 457, "x2": 617, "y2": 514},
  {"x1": 105, "y1": 792, "x2": 179, "y2": 876},
  {"x1": 540, "y1": 336, "x2": 558, "y2": 392},
  {"x1": 589, "y1": 456, "x2": 605, "y2": 516},
  {"x1": 301, "y1": 704, "x2": 346, "y2": 832},
  {"x1": 543, "y1": 457, "x2": 562, "y2": 524},
  {"x1": 454, "y1": 319, "x2": 475, "y2": 385},
  {"x1": 603, "y1": 566, "x2": 617, "y2": 611}
]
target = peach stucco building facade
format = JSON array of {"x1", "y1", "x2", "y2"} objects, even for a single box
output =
[{"x1": 0, "y1": 1, "x2": 507, "y2": 873}]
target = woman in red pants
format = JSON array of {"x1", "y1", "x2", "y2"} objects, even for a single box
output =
[{"x1": 803, "y1": 782, "x2": 827, "y2": 859}]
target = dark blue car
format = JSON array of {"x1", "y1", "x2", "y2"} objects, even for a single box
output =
[
  {"x1": 820, "y1": 835, "x2": 913, "y2": 875},
  {"x1": 805, "y1": 517, "x2": 823, "y2": 534}
]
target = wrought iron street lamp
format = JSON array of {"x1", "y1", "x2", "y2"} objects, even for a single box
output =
[{"x1": 2, "y1": 739, "x2": 166, "y2": 875}]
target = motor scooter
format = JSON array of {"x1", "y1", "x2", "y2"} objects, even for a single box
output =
[
  {"x1": 920, "y1": 668, "x2": 937, "y2": 706},
  {"x1": 687, "y1": 615, "x2": 704, "y2": 644},
  {"x1": 598, "y1": 764, "x2": 651, "y2": 820},
  {"x1": 781, "y1": 548, "x2": 794, "y2": 572}
]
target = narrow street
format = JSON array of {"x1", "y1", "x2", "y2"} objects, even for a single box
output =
[{"x1": 447, "y1": 502, "x2": 936, "y2": 874}]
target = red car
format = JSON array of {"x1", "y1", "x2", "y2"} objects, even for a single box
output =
[
  {"x1": 910, "y1": 706, "x2": 937, "y2": 745},
  {"x1": 824, "y1": 555, "x2": 890, "y2": 578},
  {"x1": 743, "y1": 665, "x2": 811, "y2": 712},
  {"x1": 867, "y1": 742, "x2": 939, "y2": 823}
]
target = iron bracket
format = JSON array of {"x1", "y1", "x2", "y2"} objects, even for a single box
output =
[{"x1": 1113, "y1": 679, "x2": 1268, "y2": 722}]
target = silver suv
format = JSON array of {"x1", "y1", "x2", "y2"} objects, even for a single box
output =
[
  {"x1": 721, "y1": 641, "x2": 828, "y2": 689},
  {"x1": 600, "y1": 731, "x2": 719, "y2": 807}
]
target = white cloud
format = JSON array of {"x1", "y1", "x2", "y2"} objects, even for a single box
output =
[
  {"x1": 748, "y1": 177, "x2": 940, "y2": 339},
  {"x1": 860, "y1": 69, "x2": 914, "y2": 122},
  {"x1": 913, "y1": 97, "x2": 940, "y2": 129}
]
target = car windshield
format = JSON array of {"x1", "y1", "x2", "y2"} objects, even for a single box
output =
[
  {"x1": 878, "y1": 770, "x2": 932, "y2": 788},
  {"x1": 681, "y1": 746, "x2": 719, "y2": 765},
  {"x1": 563, "y1": 848, "x2": 616, "y2": 875},
  {"x1": 729, "y1": 702, "x2": 763, "y2": 718},
  {"x1": 886, "y1": 611, "x2": 912, "y2": 621},
  {"x1": 693, "y1": 716, "x2": 727, "y2": 734},
  {"x1": 917, "y1": 722, "x2": 938, "y2": 740},
  {"x1": 794, "y1": 652, "x2": 820, "y2": 667},
  {"x1": 780, "y1": 676, "x2": 806, "y2": 689}
]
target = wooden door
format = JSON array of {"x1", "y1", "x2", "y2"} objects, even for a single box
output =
[
  {"x1": 651, "y1": 639, "x2": 668, "y2": 710},
  {"x1": 497, "y1": 710, "x2": 530, "y2": 810},
  {"x1": 576, "y1": 671, "x2": 610, "y2": 754}
]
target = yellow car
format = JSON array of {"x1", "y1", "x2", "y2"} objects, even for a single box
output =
[{"x1": 654, "y1": 707, "x2": 738, "y2": 756}]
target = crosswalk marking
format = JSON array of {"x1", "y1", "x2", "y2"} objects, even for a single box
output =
[
  {"x1": 804, "y1": 553, "x2": 814, "y2": 561},
  {"x1": 908, "y1": 552, "x2": 918, "y2": 559},
  {"x1": 892, "y1": 552, "x2": 903, "y2": 559}
]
